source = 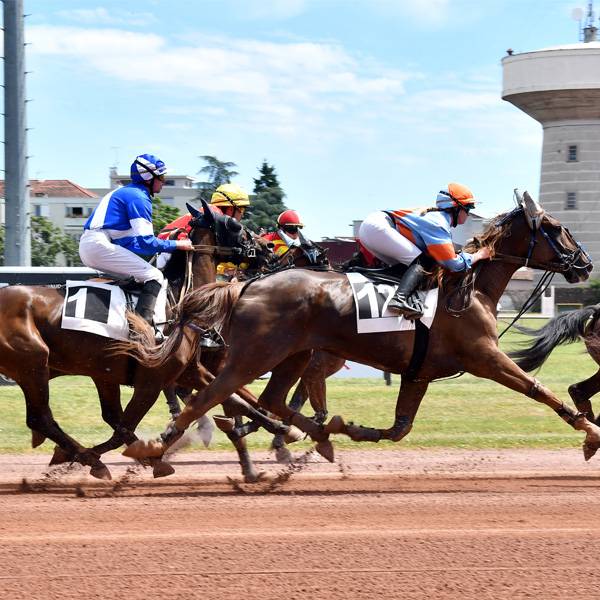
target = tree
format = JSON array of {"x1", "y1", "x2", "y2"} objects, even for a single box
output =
[
  {"x1": 244, "y1": 160, "x2": 287, "y2": 233},
  {"x1": 0, "y1": 217, "x2": 82, "y2": 267},
  {"x1": 195, "y1": 155, "x2": 239, "y2": 201},
  {"x1": 152, "y1": 196, "x2": 181, "y2": 235}
]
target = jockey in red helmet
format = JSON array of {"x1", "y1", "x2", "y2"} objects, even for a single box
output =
[
  {"x1": 359, "y1": 183, "x2": 490, "y2": 319},
  {"x1": 262, "y1": 209, "x2": 305, "y2": 256}
]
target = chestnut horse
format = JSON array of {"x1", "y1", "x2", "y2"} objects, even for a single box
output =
[
  {"x1": 509, "y1": 305, "x2": 600, "y2": 424},
  {"x1": 0, "y1": 204, "x2": 284, "y2": 479},
  {"x1": 121, "y1": 192, "x2": 600, "y2": 466}
]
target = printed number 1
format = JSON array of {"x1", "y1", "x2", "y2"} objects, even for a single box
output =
[{"x1": 66, "y1": 287, "x2": 87, "y2": 319}]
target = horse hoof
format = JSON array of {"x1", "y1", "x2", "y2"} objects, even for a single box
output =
[
  {"x1": 152, "y1": 460, "x2": 175, "y2": 478},
  {"x1": 89, "y1": 465, "x2": 112, "y2": 480},
  {"x1": 284, "y1": 425, "x2": 305, "y2": 444},
  {"x1": 315, "y1": 440, "x2": 335, "y2": 463},
  {"x1": 583, "y1": 442, "x2": 598, "y2": 462},
  {"x1": 324, "y1": 415, "x2": 346, "y2": 435},
  {"x1": 49, "y1": 446, "x2": 71, "y2": 466},
  {"x1": 31, "y1": 430, "x2": 46, "y2": 449},
  {"x1": 244, "y1": 470, "x2": 266, "y2": 484},
  {"x1": 213, "y1": 415, "x2": 235, "y2": 433},
  {"x1": 275, "y1": 446, "x2": 293, "y2": 464},
  {"x1": 122, "y1": 439, "x2": 165, "y2": 459}
]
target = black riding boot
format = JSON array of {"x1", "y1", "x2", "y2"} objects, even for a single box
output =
[
  {"x1": 387, "y1": 257, "x2": 430, "y2": 320},
  {"x1": 135, "y1": 279, "x2": 162, "y2": 326}
]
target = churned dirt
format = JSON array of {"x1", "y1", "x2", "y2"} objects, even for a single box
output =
[{"x1": 1, "y1": 447, "x2": 600, "y2": 599}]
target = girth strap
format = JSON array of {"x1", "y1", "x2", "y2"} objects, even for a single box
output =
[{"x1": 403, "y1": 320, "x2": 429, "y2": 382}]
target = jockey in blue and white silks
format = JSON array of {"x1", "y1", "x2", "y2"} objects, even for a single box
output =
[
  {"x1": 79, "y1": 154, "x2": 193, "y2": 326},
  {"x1": 359, "y1": 182, "x2": 490, "y2": 320}
]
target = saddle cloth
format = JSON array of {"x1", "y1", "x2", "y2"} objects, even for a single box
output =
[
  {"x1": 61, "y1": 280, "x2": 167, "y2": 340},
  {"x1": 346, "y1": 272, "x2": 438, "y2": 334}
]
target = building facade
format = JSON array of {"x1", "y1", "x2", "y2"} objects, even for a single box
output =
[{"x1": 502, "y1": 41, "x2": 600, "y2": 278}]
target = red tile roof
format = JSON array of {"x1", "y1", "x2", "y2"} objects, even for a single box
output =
[{"x1": 0, "y1": 180, "x2": 98, "y2": 198}]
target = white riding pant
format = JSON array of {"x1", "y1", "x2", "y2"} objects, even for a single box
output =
[
  {"x1": 359, "y1": 211, "x2": 422, "y2": 266},
  {"x1": 79, "y1": 229, "x2": 164, "y2": 284}
]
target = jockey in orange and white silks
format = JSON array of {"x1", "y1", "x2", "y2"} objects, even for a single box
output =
[
  {"x1": 359, "y1": 182, "x2": 490, "y2": 320},
  {"x1": 262, "y1": 210, "x2": 305, "y2": 256}
]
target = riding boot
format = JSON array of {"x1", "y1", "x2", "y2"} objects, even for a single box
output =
[
  {"x1": 135, "y1": 279, "x2": 162, "y2": 326},
  {"x1": 386, "y1": 256, "x2": 431, "y2": 320}
]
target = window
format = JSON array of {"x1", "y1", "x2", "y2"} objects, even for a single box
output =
[
  {"x1": 567, "y1": 145, "x2": 578, "y2": 162},
  {"x1": 33, "y1": 204, "x2": 42, "y2": 217},
  {"x1": 565, "y1": 192, "x2": 577, "y2": 210},
  {"x1": 65, "y1": 206, "x2": 92, "y2": 218},
  {"x1": 164, "y1": 179, "x2": 175, "y2": 186}
]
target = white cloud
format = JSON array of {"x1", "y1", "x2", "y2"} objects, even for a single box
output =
[
  {"x1": 57, "y1": 7, "x2": 157, "y2": 27},
  {"x1": 27, "y1": 25, "x2": 414, "y2": 137},
  {"x1": 371, "y1": 0, "x2": 451, "y2": 26}
]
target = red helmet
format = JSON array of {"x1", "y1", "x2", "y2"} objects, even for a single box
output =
[{"x1": 277, "y1": 210, "x2": 304, "y2": 228}]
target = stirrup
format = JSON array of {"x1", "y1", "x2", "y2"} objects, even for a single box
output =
[{"x1": 199, "y1": 328, "x2": 225, "y2": 350}]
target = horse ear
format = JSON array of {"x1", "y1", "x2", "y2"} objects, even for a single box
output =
[
  {"x1": 186, "y1": 202, "x2": 202, "y2": 219},
  {"x1": 522, "y1": 190, "x2": 544, "y2": 231},
  {"x1": 198, "y1": 199, "x2": 216, "y2": 227}
]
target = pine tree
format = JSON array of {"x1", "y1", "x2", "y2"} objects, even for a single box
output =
[{"x1": 245, "y1": 160, "x2": 287, "y2": 233}]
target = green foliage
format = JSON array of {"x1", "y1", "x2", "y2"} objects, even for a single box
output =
[
  {"x1": 152, "y1": 196, "x2": 181, "y2": 234},
  {"x1": 0, "y1": 217, "x2": 82, "y2": 266},
  {"x1": 195, "y1": 155, "x2": 239, "y2": 202},
  {"x1": 244, "y1": 160, "x2": 287, "y2": 233}
]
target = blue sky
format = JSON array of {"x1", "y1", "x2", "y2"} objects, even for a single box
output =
[{"x1": 12, "y1": 0, "x2": 592, "y2": 238}]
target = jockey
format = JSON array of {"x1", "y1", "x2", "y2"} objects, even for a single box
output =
[
  {"x1": 79, "y1": 154, "x2": 193, "y2": 326},
  {"x1": 262, "y1": 209, "x2": 305, "y2": 256},
  {"x1": 358, "y1": 182, "x2": 491, "y2": 319}
]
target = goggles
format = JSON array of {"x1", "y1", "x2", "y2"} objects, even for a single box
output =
[{"x1": 282, "y1": 225, "x2": 302, "y2": 234}]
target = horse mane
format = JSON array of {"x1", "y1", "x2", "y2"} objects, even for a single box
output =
[{"x1": 438, "y1": 208, "x2": 517, "y2": 289}]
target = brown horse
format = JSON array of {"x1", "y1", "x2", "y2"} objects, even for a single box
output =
[
  {"x1": 0, "y1": 204, "x2": 285, "y2": 479},
  {"x1": 121, "y1": 192, "x2": 600, "y2": 465},
  {"x1": 509, "y1": 304, "x2": 600, "y2": 424}
]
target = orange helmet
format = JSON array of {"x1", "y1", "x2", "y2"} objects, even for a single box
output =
[
  {"x1": 436, "y1": 182, "x2": 476, "y2": 211},
  {"x1": 277, "y1": 210, "x2": 304, "y2": 228}
]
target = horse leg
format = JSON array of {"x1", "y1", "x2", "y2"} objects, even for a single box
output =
[
  {"x1": 257, "y1": 351, "x2": 337, "y2": 461},
  {"x1": 163, "y1": 385, "x2": 182, "y2": 419},
  {"x1": 344, "y1": 377, "x2": 429, "y2": 443},
  {"x1": 568, "y1": 369, "x2": 600, "y2": 423},
  {"x1": 17, "y1": 373, "x2": 110, "y2": 480},
  {"x1": 470, "y1": 349, "x2": 600, "y2": 460}
]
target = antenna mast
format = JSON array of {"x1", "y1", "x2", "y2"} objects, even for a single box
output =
[{"x1": 583, "y1": 1, "x2": 598, "y2": 42}]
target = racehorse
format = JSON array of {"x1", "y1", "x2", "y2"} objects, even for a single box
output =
[
  {"x1": 120, "y1": 192, "x2": 600, "y2": 465},
  {"x1": 509, "y1": 304, "x2": 600, "y2": 424},
  {"x1": 0, "y1": 202, "x2": 285, "y2": 480}
]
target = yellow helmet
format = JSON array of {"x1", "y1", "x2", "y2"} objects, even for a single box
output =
[{"x1": 210, "y1": 183, "x2": 250, "y2": 207}]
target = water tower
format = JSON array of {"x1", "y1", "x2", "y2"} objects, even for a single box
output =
[{"x1": 502, "y1": 2, "x2": 600, "y2": 272}]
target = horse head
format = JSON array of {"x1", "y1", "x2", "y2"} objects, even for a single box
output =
[{"x1": 492, "y1": 190, "x2": 593, "y2": 283}]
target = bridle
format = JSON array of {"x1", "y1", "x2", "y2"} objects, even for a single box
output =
[{"x1": 492, "y1": 207, "x2": 590, "y2": 274}]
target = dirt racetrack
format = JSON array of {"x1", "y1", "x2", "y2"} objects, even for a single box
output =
[{"x1": 1, "y1": 447, "x2": 600, "y2": 599}]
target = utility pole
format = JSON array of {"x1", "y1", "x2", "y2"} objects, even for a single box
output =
[{"x1": 3, "y1": 0, "x2": 30, "y2": 266}]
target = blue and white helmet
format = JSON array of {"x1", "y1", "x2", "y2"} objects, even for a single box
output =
[{"x1": 130, "y1": 154, "x2": 167, "y2": 185}]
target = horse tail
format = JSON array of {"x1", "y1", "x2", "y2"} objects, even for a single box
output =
[
  {"x1": 112, "y1": 281, "x2": 244, "y2": 369},
  {"x1": 509, "y1": 304, "x2": 600, "y2": 372}
]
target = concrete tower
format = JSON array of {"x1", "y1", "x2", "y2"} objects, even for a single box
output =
[{"x1": 502, "y1": 3, "x2": 600, "y2": 273}]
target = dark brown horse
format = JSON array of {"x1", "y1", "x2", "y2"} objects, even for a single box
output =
[
  {"x1": 509, "y1": 304, "x2": 600, "y2": 424},
  {"x1": 121, "y1": 192, "x2": 600, "y2": 465},
  {"x1": 0, "y1": 204, "x2": 285, "y2": 479}
]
